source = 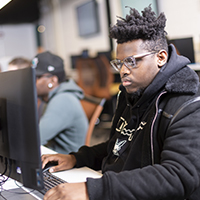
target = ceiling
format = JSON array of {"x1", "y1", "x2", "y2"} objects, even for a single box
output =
[{"x1": 0, "y1": 0, "x2": 40, "y2": 24}]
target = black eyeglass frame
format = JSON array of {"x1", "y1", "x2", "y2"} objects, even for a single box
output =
[{"x1": 110, "y1": 51, "x2": 158, "y2": 72}]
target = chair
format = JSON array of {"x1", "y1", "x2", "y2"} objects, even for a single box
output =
[
  {"x1": 81, "y1": 95, "x2": 106, "y2": 146},
  {"x1": 76, "y1": 54, "x2": 113, "y2": 145},
  {"x1": 76, "y1": 54, "x2": 114, "y2": 99}
]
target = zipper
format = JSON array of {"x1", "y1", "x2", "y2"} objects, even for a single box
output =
[
  {"x1": 150, "y1": 94, "x2": 200, "y2": 165},
  {"x1": 150, "y1": 91, "x2": 167, "y2": 165},
  {"x1": 111, "y1": 90, "x2": 122, "y2": 124}
]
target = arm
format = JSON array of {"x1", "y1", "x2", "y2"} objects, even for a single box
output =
[
  {"x1": 70, "y1": 91, "x2": 126, "y2": 170},
  {"x1": 41, "y1": 143, "x2": 108, "y2": 200},
  {"x1": 41, "y1": 140, "x2": 109, "y2": 172},
  {"x1": 71, "y1": 141, "x2": 109, "y2": 170}
]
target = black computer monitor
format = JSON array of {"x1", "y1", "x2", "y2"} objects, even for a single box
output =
[
  {"x1": 169, "y1": 37, "x2": 195, "y2": 63},
  {"x1": 76, "y1": 0, "x2": 100, "y2": 37},
  {"x1": 0, "y1": 67, "x2": 44, "y2": 190}
]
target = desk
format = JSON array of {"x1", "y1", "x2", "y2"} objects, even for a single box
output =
[
  {"x1": 0, "y1": 146, "x2": 102, "y2": 199},
  {"x1": 188, "y1": 63, "x2": 200, "y2": 71}
]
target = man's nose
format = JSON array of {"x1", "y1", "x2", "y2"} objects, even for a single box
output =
[{"x1": 120, "y1": 63, "x2": 131, "y2": 74}]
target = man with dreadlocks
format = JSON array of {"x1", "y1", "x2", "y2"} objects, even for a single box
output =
[{"x1": 42, "y1": 5, "x2": 200, "y2": 200}]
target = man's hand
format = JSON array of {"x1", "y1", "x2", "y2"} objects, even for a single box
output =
[
  {"x1": 43, "y1": 182, "x2": 89, "y2": 200},
  {"x1": 41, "y1": 153, "x2": 77, "y2": 173}
]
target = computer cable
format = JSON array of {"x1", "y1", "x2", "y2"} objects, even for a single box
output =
[{"x1": 0, "y1": 159, "x2": 12, "y2": 186}]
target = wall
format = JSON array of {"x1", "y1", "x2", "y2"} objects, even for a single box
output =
[
  {"x1": 39, "y1": 0, "x2": 122, "y2": 77},
  {"x1": 0, "y1": 0, "x2": 200, "y2": 71},
  {"x1": 120, "y1": 0, "x2": 158, "y2": 16},
  {"x1": 157, "y1": 0, "x2": 200, "y2": 62},
  {"x1": 0, "y1": 24, "x2": 37, "y2": 71},
  {"x1": 0, "y1": 0, "x2": 123, "y2": 73}
]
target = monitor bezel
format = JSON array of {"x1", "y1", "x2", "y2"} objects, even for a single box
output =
[{"x1": 0, "y1": 67, "x2": 44, "y2": 190}]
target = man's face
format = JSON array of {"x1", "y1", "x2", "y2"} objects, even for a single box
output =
[
  {"x1": 117, "y1": 39, "x2": 160, "y2": 94},
  {"x1": 36, "y1": 74, "x2": 53, "y2": 98}
]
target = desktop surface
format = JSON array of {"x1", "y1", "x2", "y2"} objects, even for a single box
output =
[{"x1": 0, "y1": 188, "x2": 38, "y2": 200}]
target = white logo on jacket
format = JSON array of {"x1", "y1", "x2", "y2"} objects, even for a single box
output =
[
  {"x1": 113, "y1": 139, "x2": 127, "y2": 156},
  {"x1": 116, "y1": 117, "x2": 147, "y2": 141}
]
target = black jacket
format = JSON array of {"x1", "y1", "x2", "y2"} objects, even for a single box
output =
[{"x1": 72, "y1": 45, "x2": 200, "y2": 200}]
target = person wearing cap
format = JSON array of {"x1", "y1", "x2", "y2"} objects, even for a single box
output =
[{"x1": 32, "y1": 51, "x2": 88, "y2": 154}]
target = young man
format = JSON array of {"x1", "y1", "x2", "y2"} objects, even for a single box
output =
[
  {"x1": 42, "y1": 6, "x2": 200, "y2": 200},
  {"x1": 32, "y1": 51, "x2": 88, "y2": 154}
]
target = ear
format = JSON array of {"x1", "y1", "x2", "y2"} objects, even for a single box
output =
[
  {"x1": 48, "y1": 75, "x2": 59, "y2": 89},
  {"x1": 157, "y1": 50, "x2": 168, "y2": 68}
]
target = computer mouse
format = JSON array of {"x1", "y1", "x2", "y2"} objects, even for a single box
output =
[{"x1": 43, "y1": 161, "x2": 58, "y2": 173}]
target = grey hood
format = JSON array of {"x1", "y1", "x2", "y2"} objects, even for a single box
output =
[{"x1": 48, "y1": 79, "x2": 84, "y2": 101}]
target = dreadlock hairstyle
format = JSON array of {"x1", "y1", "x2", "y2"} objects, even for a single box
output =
[{"x1": 109, "y1": 5, "x2": 168, "y2": 52}]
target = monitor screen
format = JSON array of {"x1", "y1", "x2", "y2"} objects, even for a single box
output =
[
  {"x1": 0, "y1": 67, "x2": 44, "y2": 190},
  {"x1": 76, "y1": 0, "x2": 100, "y2": 37},
  {"x1": 169, "y1": 37, "x2": 195, "y2": 63}
]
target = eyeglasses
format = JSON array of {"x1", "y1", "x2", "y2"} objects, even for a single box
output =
[{"x1": 110, "y1": 51, "x2": 157, "y2": 72}]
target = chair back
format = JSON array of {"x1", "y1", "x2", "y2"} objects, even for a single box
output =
[{"x1": 81, "y1": 95, "x2": 106, "y2": 146}]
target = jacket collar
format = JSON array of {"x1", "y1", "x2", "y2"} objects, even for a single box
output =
[{"x1": 165, "y1": 66, "x2": 199, "y2": 94}]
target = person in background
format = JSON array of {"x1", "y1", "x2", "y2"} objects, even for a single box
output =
[
  {"x1": 42, "y1": 5, "x2": 200, "y2": 200},
  {"x1": 8, "y1": 57, "x2": 31, "y2": 71},
  {"x1": 32, "y1": 51, "x2": 88, "y2": 154}
]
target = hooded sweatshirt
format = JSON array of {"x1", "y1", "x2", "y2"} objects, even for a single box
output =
[
  {"x1": 40, "y1": 79, "x2": 88, "y2": 154},
  {"x1": 72, "y1": 44, "x2": 200, "y2": 200},
  {"x1": 100, "y1": 44, "x2": 191, "y2": 173}
]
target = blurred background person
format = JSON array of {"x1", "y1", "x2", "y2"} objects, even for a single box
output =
[
  {"x1": 32, "y1": 51, "x2": 88, "y2": 154},
  {"x1": 8, "y1": 57, "x2": 32, "y2": 71}
]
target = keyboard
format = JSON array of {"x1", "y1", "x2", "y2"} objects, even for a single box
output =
[{"x1": 40, "y1": 170, "x2": 67, "y2": 194}]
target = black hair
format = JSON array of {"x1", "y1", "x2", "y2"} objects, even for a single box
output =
[{"x1": 109, "y1": 5, "x2": 168, "y2": 52}]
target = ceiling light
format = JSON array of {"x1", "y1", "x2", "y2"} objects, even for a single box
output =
[
  {"x1": 37, "y1": 25, "x2": 46, "y2": 33},
  {"x1": 0, "y1": 0, "x2": 12, "y2": 10}
]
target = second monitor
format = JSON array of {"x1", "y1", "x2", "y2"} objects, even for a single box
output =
[{"x1": 169, "y1": 37, "x2": 195, "y2": 64}]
